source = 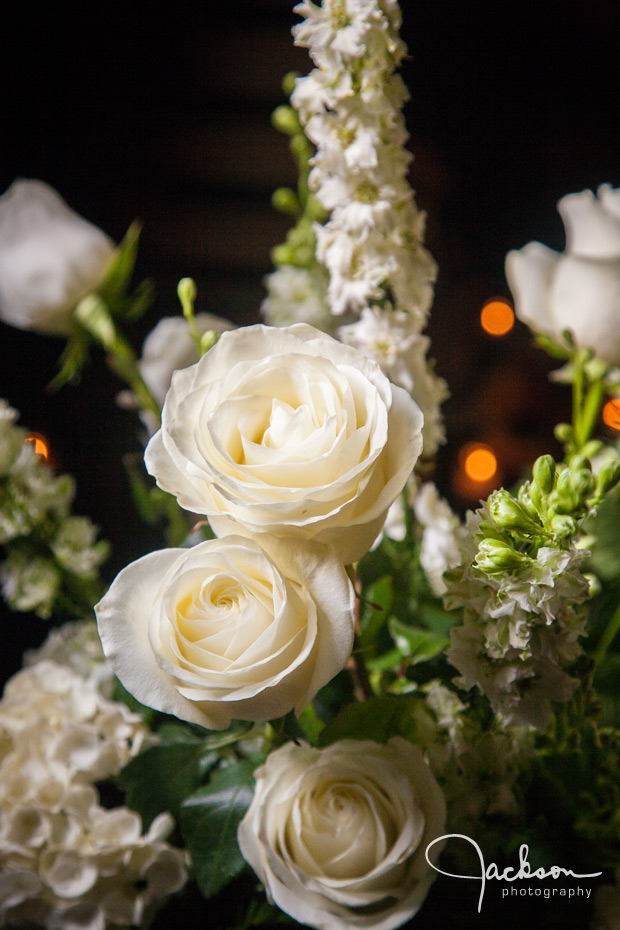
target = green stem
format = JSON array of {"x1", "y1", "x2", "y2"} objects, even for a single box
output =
[
  {"x1": 572, "y1": 353, "x2": 584, "y2": 449},
  {"x1": 75, "y1": 294, "x2": 161, "y2": 427},
  {"x1": 593, "y1": 600, "x2": 620, "y2": 666}
]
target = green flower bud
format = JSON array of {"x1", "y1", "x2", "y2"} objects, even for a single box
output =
[
  {"x1": 475, "y1": 539, "x2": 526, "y2": 573},
  {"x1": 554, "y1": 423, "x2": 573, "y2": 443},
  {"x1": 532, "y1": 455, "x2": 556, "y2": 495},
  {"x1": 489, "y1": 491, "x2": 540, "y2": 533},
  {"x1": 199, "y1": 330, "x2": 218, "y2": 357},
  {"x1": 271, "y1": 187, "x2": 300, "y2": 216},
  {"x1": 271, "y1": 243, "x2": 296, "y2": 265},
  {"x1": 177, "y1": 277, "x2": 197, "y2": 320},
  {"x1": 282, "y1": 71, "x2": 299, "y2": 97},
  {"x1": 271, "y1": 105, "x2": 300, "y2": 136},
  {"x1": 581, "y1": 440, "x2": 603, "y2": 459},
  {"x1": 550, "y1": 514, "x2": 577, "y2": 537},
  {"x1": 595, "y1": 459, "x2": 620, "y2": 497}
]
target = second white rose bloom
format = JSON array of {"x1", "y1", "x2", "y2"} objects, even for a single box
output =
[
  {"x1": 95, "y1": 534, "x2": 355, "y2": 729},
  {"x1": 0, "y1": 179, "x2": 115, "y2": 335},
  {"x1": 145, "y1": 323, "x2": 424, "y2": 564},
  {"x1": 506, "y1": 184, "x2": 620, "y2": 364},
  {"x1": 238, "y1": 738, "x2": 446, "y2": 930}
]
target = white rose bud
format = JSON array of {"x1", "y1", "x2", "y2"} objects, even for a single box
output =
[
  {"x1": 506, "y1": 184, "x2": 620, "y2": 364},
  {"x1": 0, "y1": 179, "x2": 115, "y2": 334},
  {"x1": 238, "y1": 738, "x2": 446, "y2": 930},
  {"x1": 95, "y1": 534, "x2": 355, "y2": 730},
  {"x1": 145, "y1": 323, "x2": 424, "y2": 564}
]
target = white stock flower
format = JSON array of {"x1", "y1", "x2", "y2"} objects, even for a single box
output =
[
  {"x1": 238, "y1": 738, "x2": 446, "y2": 930},
  {"x1": 96, "y1": 534, "x2": 355, "y2": 730},
  {"x1": 0, "y1": 402, "x2": 25, "y2": 477},
  {"x1": 414, "y1": 483, "x2": 463, "y2": 595},
  {"x1": 0, "y1": 180, "x2": 115, "y2": 335},
  {"x1": 145, "y1": 324, "x2": 423, "y2": 564},
  {"x1": 506, "y1": 184, "x2": 620, "y2": 364},
  {"x1": 444, "y1": 505, "x2": 590, "y2": 728},
  {"x1": 138, "y1": 312, "x2": 234, "y2": 408}
]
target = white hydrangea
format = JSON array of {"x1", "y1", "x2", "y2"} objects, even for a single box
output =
[
  {"x1": 25, "y1": 620, "x2": 115, "y2": 697},
  {"x1": 0, "y1": 552, "x2": 60, "y2": 619},
  {"x1": 413, "y1": 483, "x2": 464, "y2": 595},
  {"x1": 444, "y1": 504, "x2": 590, "y2": 728},
  {"x1": 0, "y1": 659, "x2": 187, "y2": 928}
]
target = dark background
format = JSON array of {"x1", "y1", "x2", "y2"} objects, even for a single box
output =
[{"x1": 1, "y1": 4, "x2": 619, "y2": 925}]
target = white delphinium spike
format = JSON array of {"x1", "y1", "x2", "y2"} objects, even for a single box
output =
[{"x1": 291, "y1": 0, "x2": 446, "y2": 457}]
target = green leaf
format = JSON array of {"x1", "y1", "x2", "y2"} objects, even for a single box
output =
[
  {"x1": 118, "y1": 742, "x2": 218, "y2": 828},
  {"x1": 48, "y1": 330, "x2": 91, "y2": 390},
  {"x1": 418, "y1": 602, "x2": 457, "y2": 635},
  {"x1": 99, "y1": 221, "x2": 141, "y2": 301},
  {"x1": 181, "y1": 760, "x2": 258, "y2": 898},
  {"x1": 359, "y1": 575, "x2": 393, "y2": 648},
  {"x1": 388, "y1": 618, "x2": 449, "y2": 663},
  {"x1": 317, "y1": 696, "x2": 403, "y2": 746},
  {"x1": 297, "y1": 702, "x2": 324, "y2": 744}
]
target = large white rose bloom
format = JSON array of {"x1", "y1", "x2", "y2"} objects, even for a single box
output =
[
  {"x1": 0, "y1": 180, "x2": 115, "y2": 335},
  {"x1": 238, "y1": 738, "x2": 446, "y2": 930},
  {"x1": 96, "y1": 534, "x2": 355, "y2": 730},
  {"x1": 144, "y1": 323, "x2": 424, "y2": 564},
  {"x1": 506, "y1": 184, "x2": 620, "y2": 364}
]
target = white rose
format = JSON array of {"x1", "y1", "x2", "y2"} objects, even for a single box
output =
[
  {"x1": 0, "y1": 179, "x2": 116, "y2": 335},
  {"x1": 144, "y1": 323, "x2": 423, "y2": 564},
  {"x1": 138, "y1": 313, "x2": 235, "y2": 408},
  {"x1": 238, "y1": 738, "x2": 446, "y2": 930},
  {"x1": 506, "y1": 184, "x2": 620, "y2": 364},
  {"x1": 95, "y1": 534, "x2": 355, "y2": 730}
]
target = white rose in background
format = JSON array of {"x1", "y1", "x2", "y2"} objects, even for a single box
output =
[
  {"x1": 238, "y1": 738, "x2": 446, "y2": 930},
  {"x1": 138, "y1": 312, "x2": 235, "y2": 408},
  {"x1": 145, "y1": 323, "x2": 424, "y2": 564},
  {"x1": 0, "y1": 180, "x2": 115, "y2": 335},
  {"x1": 506, "y1": 184, "x2": 620, "y2": 365},
  {"x1": 96, "y1": 534, "x2": 355, "y2": 730}
]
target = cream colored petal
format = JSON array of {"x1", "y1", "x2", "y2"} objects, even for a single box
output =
[
  {"x1": 559, "y1": 188, "x2": 620, "y2": 258},
  {"x1": 505, "y1": 241, "x2": 559, "y2": 336},
  {"x1": 550, "y1": 254, "x2": 620, "y2": 365}
]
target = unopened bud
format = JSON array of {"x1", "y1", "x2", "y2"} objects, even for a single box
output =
[
  {"x1": 554, "y1": 423, "x2": 573, "y2": 443},
  {"x1": 199, "y1": 330, "x2": 218, "y2": 357},
  {"x1": 476, "y1": 539, "x2": 525, "y2": 573},
  {"x1": 595, "y1": 459, "x2": 620, "y2": 497},
  {"x1": 177, "y1": 277, "x2": 197, "y2": 322},
  {"x1": 489, "y1": 491, "x2": 539, "y2": 532},
  {"x1": 550, "y1": 514, "x2": 577, "y2": 537},
  {"x1": 282, "y1": 71, "x2": 299, "y2": 97},
  {"x1": 272, "y1": 187, "x2": 300, "y2": 216},
  {"x1": 271, "y1": 105, "x2": 300, "y2": 136},
  {"x1": 532, "y1": 455, "x2": 556, "y2": 495}
]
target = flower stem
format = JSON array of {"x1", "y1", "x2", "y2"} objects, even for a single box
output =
[
  {"x1": 593, "y1": 600, "x2": 620, "y2": 666},
  {"x1": 75, "y1": 294, "x2": 161, "y2": 426}
]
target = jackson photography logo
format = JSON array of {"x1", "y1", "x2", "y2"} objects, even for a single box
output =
[{"x1": 426, "y1": 834, "x2": 603, "y2": 912}]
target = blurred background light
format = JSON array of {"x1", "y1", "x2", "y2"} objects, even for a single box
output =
[
  {"x1": 603, "y1": 398, "x2": 620, "y2": 431},
  {"x1": 25, "y1": 433, "x2": 50, "y2": 461},
  {"x1": 480, "y1": 299, "x2": 514, "y2": 337},
  {"x1": 462, "y1": 442, "x2": 498, "y2": 481}
]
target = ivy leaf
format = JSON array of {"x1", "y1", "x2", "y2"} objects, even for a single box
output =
[
  {"x1": 117, "y1": 742, "x2": 218, "y2": 828},
  {"x1": 388, "y1": 618, "x2": 449, "y2": 663},
  {"x1": 181, "y1": 760, "x2": 258, "y2": 899}
]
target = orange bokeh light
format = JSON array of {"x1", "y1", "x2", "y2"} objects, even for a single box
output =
[
  {"x1": 603, "y1": 399, "x2": 620, "y2": 431},
  {"x1": 462, "y1": 443, "x2": 498, "y2": 482},
  {"x1": 480, "y1": 299, "x2": 514, "y2": 336},
  {"x1": 26, "y1": 433, "x2": 50, "y2": 461}
]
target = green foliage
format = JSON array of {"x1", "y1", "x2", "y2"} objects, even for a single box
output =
[
  {"x1": 181, "y1": 760, "x2": 259, "y2": 898},
  {"x1": 317, "y1": 694, "x2": 433, "y2": 748},
  {"x1": 117, "y1": 740, "x2": 218, "y2": 829}
]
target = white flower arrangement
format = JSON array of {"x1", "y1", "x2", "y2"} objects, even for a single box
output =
[{"x1": 2, "y1": 3, "x2": 620, "y2": 930}]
